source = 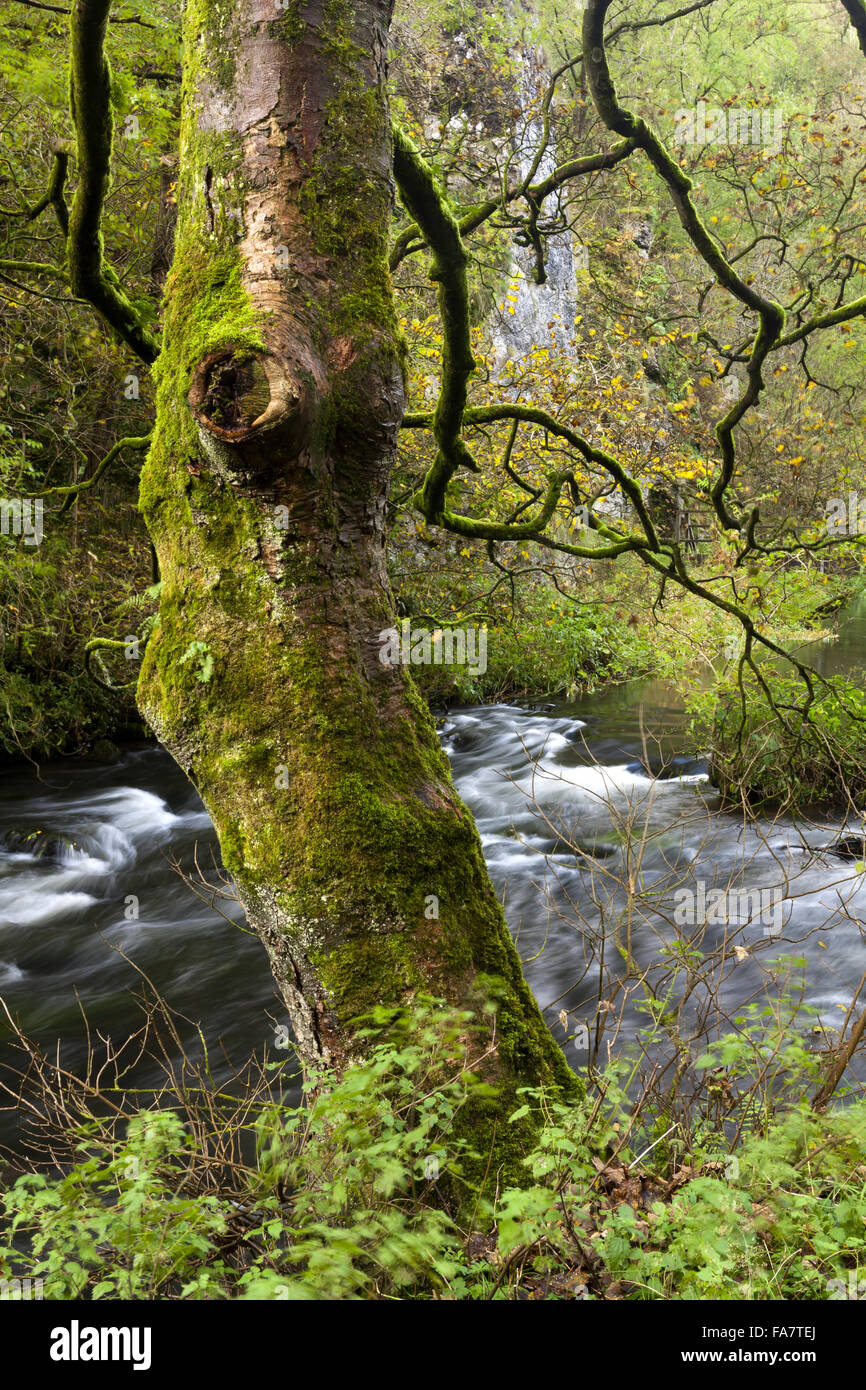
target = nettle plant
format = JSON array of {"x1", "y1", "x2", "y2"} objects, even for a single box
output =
[
  {"x1": 0, "y1": 1111, "x2": 229, "y2": 1301},
  {"x1": 2, "y1": 991, "x2": 866, "y2": 1301},
  {"x1": 0, "y1": 999, "x2": 490, "y2": 1301}
]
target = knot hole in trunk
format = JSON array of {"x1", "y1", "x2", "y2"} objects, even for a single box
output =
[{"x1": 189, "y1": 348, "x2": 308, "y2": 448}]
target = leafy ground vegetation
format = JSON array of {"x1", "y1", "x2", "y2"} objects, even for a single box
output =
[
  {"x1": 712, "y1": 669, "x2": 866, "y2": 811},
  {"x1": 1, "y1": 994, "x2": 864, "y2": 1301},
  {"x1": 0, "y1": 446, "x2": 150, "y2": 759}
]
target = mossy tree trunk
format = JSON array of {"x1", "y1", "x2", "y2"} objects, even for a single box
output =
[{"x1": 137, "y1": 0, "x2": 574, "y2": 1177}]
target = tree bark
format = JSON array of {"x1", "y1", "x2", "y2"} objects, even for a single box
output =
[{"x1": 138, "y1": 0, "x2": 575, "y2": 1187}]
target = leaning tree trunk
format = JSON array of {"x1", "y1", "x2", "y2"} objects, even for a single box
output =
[{"x1": 138, "y1": 0, "x2": 575, "y2": 1184}]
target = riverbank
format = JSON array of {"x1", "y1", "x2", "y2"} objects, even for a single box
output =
[{"x1": 1, "y1": 533, "x2": 860, "y2": 765}]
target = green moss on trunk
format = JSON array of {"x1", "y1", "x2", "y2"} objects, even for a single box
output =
[{"x1": 138, "y1": 0, "x2": 577, "y2": 1197}]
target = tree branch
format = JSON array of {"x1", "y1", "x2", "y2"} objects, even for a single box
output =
[
  {"x1": 0, "y1": 259, "x2": 70, "y2": 282},
  {"x1": 840, "y1": 0, "x2": 866, "y2": 57},
  {"x1": 606, "y1": 0, "x2": 720, "y2": 44},
  {"x1": 84, "y1": 639, "x2": 138, "y2": 690},
  {"x1": 35, "y1": 434, "x2": 152, "y2": 513},
  {"x1": 392, "y1": 126, "x2": 478, "y2": 520},
  {"x1": 7, "y1": 0, "x2": 156, "y2": 26},
  {"x1": 26, "y1": 148, "x2": 70, "y2": 236},
  {"x1": 67, "y1": 0, "x2": 159, "y2": 363},
  {"x1": 390, "y1": 140, "x2": 636, "y2": 271},
  {"x1": 811, "y1": 1001, "x2": 866, "y2": 1111},
  {"x1": 583, "y1": 0, "x2": 784, "y2": 534}
]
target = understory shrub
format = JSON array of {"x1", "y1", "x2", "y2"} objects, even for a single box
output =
[{"x1": 2, "y1": 994, "x2": 865, "y2": 1300}]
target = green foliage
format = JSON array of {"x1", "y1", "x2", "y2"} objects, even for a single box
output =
[
  {"x1": 0, "y1": 1000, "x2": 484, "y2": 1301},
  {"x1": 0, "y1": 496, "x2": 149, "y2": 759},
  {"x1": 0, "y1": 1112, "x2": 229, "y2": 1300},
  {"x1": 178, "y1": 639, "x2": 214, "y2": 684},
  {"x1": 398, "y1": 575, "x2": 657, "y2": 705},
  {"x1": 3, "y1": 996, "x2": 865, "y2": 1301},
  {"x1": 242, "y1": 1001, "x2": 485, "y2": 1299},
  {"x1": 599, "y1": 1102, "x2": 866, "y2": 1301},
  {"x1": 712, "y1": 666, "x2": 866, "y2": 809}
]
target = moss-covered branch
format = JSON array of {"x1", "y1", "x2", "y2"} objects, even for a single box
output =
[
  {"x1": 35, "y1": 434, "x2": 152, "y2": 513},
  {"x1": 67, "y1": 0, "x2": 159, "y2": 364},
  {"x1": 392, "y1": 126, "x2": 477, "y2": 517},
  {"x1": 394, "y1": 133, "x2": 844, "y2": 720},
  {"x1": 582, "y1": 0, "x2": 785, "y2": 535},
  {"x1": 840, "y1": 0, "x2": 866, "y2": 57},
  {"x1": 393, "y1": 130, "x2": 661, "y2": 551},
  {"x1": 26, "y1": 148, "x2": 70, "y2": 236},
  {"x1": 404, "y1": 402, "x2": 662, "y2": 555},
  {"x1": 778, "y1": 292, "x2": 866, "y2": 348},
  {"x1": 393, "y1": 128, "x2": 664, "y2": 557},
  {"x1": 0, "y1": 260, "x2": 75, "y2": 305},
  {"x1": 0, "y1": 259, "x2": 70, "y2": 282},
  {"x1": 84, "y1": 638, "x2": 138, "y2": 690},
  {"x1": 390, "y1": 140, "x2": 636, "y2": 271}
]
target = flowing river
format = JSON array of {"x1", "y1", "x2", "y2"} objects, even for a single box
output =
[{"x1": 1, "y1": 602, "x2": 865, "y2": 1155}]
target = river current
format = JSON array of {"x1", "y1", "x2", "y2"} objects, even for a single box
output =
[{"x1": 1, "y1": 606, "x2": 865, "y2": 1154}]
